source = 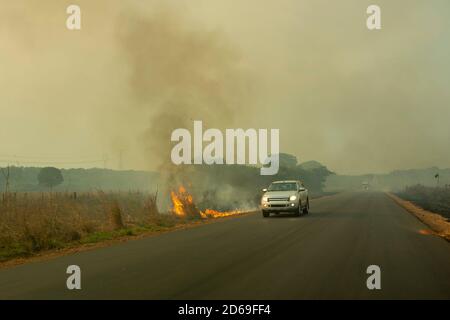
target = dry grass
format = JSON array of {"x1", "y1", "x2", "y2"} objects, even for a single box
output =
[
  {"x1": 0, "y1": 191, "x2": 176, "y2": 262},
  {"x1": 388, "y1": 193, "x2": 450, "y2": 241},
  {"x1": 397, "y1": 185, "x2": 450, "y2": 219}
]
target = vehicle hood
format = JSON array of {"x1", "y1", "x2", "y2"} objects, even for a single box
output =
[{"x1": 263, "y1": 191, "x2": 296, "y2": 198}]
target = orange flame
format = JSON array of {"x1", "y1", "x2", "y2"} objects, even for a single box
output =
[
  {"x1": 170, "y1": 186, "x2": 193, "y2": 217},
  {"x1": 201, "y1": 208, "x2": 243, "y2": 219},
  {"x1": 171, "y1": 186, "x2": 245, "y2": 219}
]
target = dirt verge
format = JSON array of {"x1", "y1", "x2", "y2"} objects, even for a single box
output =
[{"x1": 387, "y1": 193, "x2": 450, "y2": 241}]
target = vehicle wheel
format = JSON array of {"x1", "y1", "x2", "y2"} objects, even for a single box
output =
[
  {"x1": 303, "y1": 198, "x2": 310, "y2": 214},
  {"x1": 295, "y1": 202, "x2": 302, "y2": 217},
  {"x1": 262, "y1": 211, "x2": 270, "y2": 218}
]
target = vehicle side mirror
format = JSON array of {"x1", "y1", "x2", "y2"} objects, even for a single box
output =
[
  {"x1": 262, "y1": 188, "x2": 268, "y2": 192},
  {"x1": 299, "y1": 187, "x2": 306, "y2": 192}
]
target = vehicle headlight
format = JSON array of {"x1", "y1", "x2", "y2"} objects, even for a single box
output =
[
  {"x1": 262, "y1": 196, "x2": 269, "y2": 202},
  {"x1": 289, "y1": 195, "x2": 297, "y2": 201}
]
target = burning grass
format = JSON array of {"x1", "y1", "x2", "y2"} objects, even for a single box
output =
[
  {"x1": 170, "y1": 185, "x2": 249, "y2": 219},
  {"x1": 0, "y1": 187, "x2": 252, "y2": 263},
  {"x1": 171, "y1": 186, "x2": 201, "y2": 219}
]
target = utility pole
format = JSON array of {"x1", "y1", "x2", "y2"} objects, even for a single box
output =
[
  {"x1": 1, "y1": 165, "x2": 11, "y2": 203},
  {"x1": 1, "y1": 165, "x2": 10, "y2": 193}
]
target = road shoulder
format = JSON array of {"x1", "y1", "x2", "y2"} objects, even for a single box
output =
[{"x1": 387, "y1": 192, "x2": 450, "y2": 241}]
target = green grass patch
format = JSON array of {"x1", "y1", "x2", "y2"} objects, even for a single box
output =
[{"x1": 0, "y1": 244, "x2": 32, "y2": 262}]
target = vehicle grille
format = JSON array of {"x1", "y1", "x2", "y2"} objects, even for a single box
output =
[{"x1": 268, "y1": 197, "x2": 289, "y2": 202}]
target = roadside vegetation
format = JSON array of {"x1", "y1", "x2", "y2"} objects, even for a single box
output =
[
  {"x1": 0, "y1": 191, "x2": 188, "y2": 263},
  {"x1": 396, "y1": 185, "x2": 450, "y2": 220}
]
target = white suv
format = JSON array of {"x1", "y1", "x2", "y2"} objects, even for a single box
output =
[{"x1": 261, "y1": 180, "x2": 309, "y2": 218}]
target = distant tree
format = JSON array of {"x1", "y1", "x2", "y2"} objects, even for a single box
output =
[
  {"x1": 278, "y1": 153, "x2": 298, "y2": 169},
  {"x1": 38, "y1": 167, "x2": 64, "y2": 190}
]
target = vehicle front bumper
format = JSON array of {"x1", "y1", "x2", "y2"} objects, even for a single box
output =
[{"x1": 261, "y1": 201, "x2": 299, "y2": 212}]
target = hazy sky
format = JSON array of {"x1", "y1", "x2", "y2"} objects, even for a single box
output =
[{"x1": 1, "y1": 0, "x2": 449, "y2": 174}]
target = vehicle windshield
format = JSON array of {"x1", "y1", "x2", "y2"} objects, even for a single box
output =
[{"x1": 267, "y1": 182, "x2": 297, "y2": 191}]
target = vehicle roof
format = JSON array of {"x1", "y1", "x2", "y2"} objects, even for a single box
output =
[{"x1": 270, "y1": 180, "x2": 300, "y2": 184}]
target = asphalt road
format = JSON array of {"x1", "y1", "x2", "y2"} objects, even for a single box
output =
[{"x1": 0, "y1": 192, "x2": 449, "y2": 299}]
